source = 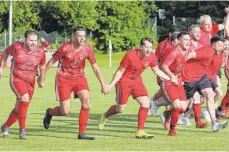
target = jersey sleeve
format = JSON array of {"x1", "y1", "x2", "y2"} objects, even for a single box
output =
[
  {"x1": 149, "y1": 53, "x2": 158, "y2": 68},
  {"x1": 52, "y1": 44, "x2": 65, "y2": 62},
  {"x1": 120, "y1": 52, "x2": 130, "y2": 69},
  {"x1": 155, "y1": 42, "x2": 162, "y2": 59},
  {"x1": 87, "y1": 47, "x2": 96, "y2": 65},
  {"x1": 5, "y1": 43, "x2": 15, "y2": 56},
  {"x1": 162, "y1": 49, "x2": 176, "y2": 67},
  {"x1": 196, "y1": 47, "x2": 212, "y2": 60}
]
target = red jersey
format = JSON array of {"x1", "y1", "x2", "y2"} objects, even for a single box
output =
[
  {"x1": 182, "y1": 46, "x2": 213, "y2": 82},
  {"x1": 53, "y1": 41, "x2": 96, "y2": 79},
  {"x1": 189, "y1": 41, "x2": 204, "y2": 52},
  {"x1": 155, "y1": 37, "x2": 173, "y2": 63},
  {"x1": 161, "y1": 46, "x2": 187, "y2": 85},
  {"x1": 206, "y1": 53, "x2": 224, "y2": 82},
  {"x1": 119, "y1": 49, "x2": 158, "y2": 83},
  {"x1": 199, "y1": 25, "x2": 219, "y2": 47},
  {"x1": 6, "y1": 41, "x2": 46, "y2": 85}
]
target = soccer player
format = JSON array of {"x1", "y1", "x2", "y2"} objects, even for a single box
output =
[
  {"x1": 160, "y1": 32, "x2": 190, "y2": 136},
  {"x1": 199, "y1": 15, "x2": 224, "y2": 47},
  {"x1": 155, "y1": 25, "x2": 180, "y2": 62},
  {"x1": 183, "y1": 36, "x2": 228, "y2": 132},
  {"x1": 0, "y1": 30, "x2": 46, "y2": 139},
  {"x1": 43, "y1": 27, "x2": 106, "y2": 140},
  {"x1": 178, "y1": 25, "x2": 207, "y2": 127},
  {"x1": 98, "y1": 37, "x2": 170, "y2": 139}
]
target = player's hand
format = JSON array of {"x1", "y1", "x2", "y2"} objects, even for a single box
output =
[
  {"x1": 37, "y1": 76, "x2": 44, "y2": 88},
  {"x1": 103, "y1": 84, "x2": 112, "y2": 95},
  {"x1": 171, "y1": 75, "x2": 178, "y2": 85},
  {"x1": 0, "y1": 67, "x2": 3, "y2": 80}
]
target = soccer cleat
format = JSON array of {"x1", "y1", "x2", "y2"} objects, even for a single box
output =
[
  {"x1": 201, "y1": 108, "x2": 211, "y2": 122},
  {"x1": 19, "y1": 129, "x2": 26, "y2": 139},
  {"x1": 150, "y1": 98, "x2": 158, "y2": 117},
  {"x1": 78, "y1": 134, "x2": 95, "y2": 140},
  {"x1": 221, "y1": 121, "x2": 228, "y2": 129},
  {"x1": 1, "y1": 125, "x2": 9, "y2": 137},
  {"x1": 212, "y1": 120, "x2": 228, "y2": 132},
  {"x1": 135, "y1": 130, "x2": 153, "y2": 139},
  {"x1": 178, "y1": 113, "x2": 191, "y2": 126},
  {"x1": 196, "y1": 121, "x2": 208, "y2": 128},
  {"x1": 43, "y1": 108, "x2": 53, "y2": 129},
  {"x1": 168, "y1": 129, "x2": 178, "y2": 136},
  {"x1": 98, "y1": 113, "x2": 108, "y2": 130}
]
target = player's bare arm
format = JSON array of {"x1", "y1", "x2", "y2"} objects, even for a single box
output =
[
  {"x1": 91, "y1": 63, "x2": 106, "y2": 94},
  {"x1": 0, "y1": 51, "x2": 9, "y2": 79},
  {"x1": 105, "y1": 66, "x2": 126, "y2": 94},
  {"x1": 37, "y1": 63, "x2": 46, "y2": 88},
  {"x1": 45, "y1": 58, "x2": 56, "y2": 72},
  {"x1": 161, "y1": 64, "x2": 178, "y2": 84},
  {"x1": 151, "y1": 65, "x2": 170, "y2": 81}
]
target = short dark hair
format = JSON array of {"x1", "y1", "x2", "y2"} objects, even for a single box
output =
[
  {"x1": 169, "y1": 25, "x2": 180, "y2": 33},
  {"x1": 73, "y1": 26, "x2": 86, "y2": 33},
  {"x1": 210, "y1": 36, "x2": 225, "y2": 44},
  {"x1": 24, "y1": 29, "x2": 39, "y2": 38},
  {"x1": 140, "y1": 37, "x2": 153, "y2": 46},
  {"x1": 177, "y1": 31, "x2": 189, "y2": 39}
]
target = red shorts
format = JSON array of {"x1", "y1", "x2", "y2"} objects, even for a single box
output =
[
  {"x1": 55, "y1": 76, "x2": 89, "y2": 101},
  {"x1": 115, "y1": 79, "x2": 148, "y2": 105},
  {"x1": 161, "y1": 82, "x2": 187, "y2": 102},
  {"x1": 10, "y1": 76, "x2": 35, "y2": 101}
]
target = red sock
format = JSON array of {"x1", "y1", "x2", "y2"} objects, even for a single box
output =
[
  {"x1": 49, "y1": 106, "x2": 62, "y2": 116},
  {"x1": 193, "y1": 104, "x2": 201, "y2": 123},
  {"x1": 79, "y1": 107, "x2": 89, "y2": 134},
  {"x1": 137, "y1": 107, "x2": 149, "y2": 130},
  {"x1": 105, "y1": 105, "x2": 117, "y2": 118},
  {"x1": 18, "y1": 102, "x2": 29, "y2": 129},
  {"x1": 221, "y1": 91, "x2": 229, "y2": 107},
  {"x1": 170, "y1": 108, "x2": 180, "y2": 129},
  {"x1": 4, "y1": 108, "x2": 18, "y2": 128}
]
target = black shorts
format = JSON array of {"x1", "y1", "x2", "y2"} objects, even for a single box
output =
[
  {"x1": 184, "y1": 75, "x2": 212, "y2": 99},
  {"x1": 210, "y1": 80, "x2": 218, "y2": 91}
]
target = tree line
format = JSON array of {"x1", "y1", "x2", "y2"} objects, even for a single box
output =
[{"x1": 0, "y1": 1, "x2": 228, "y2": 53}]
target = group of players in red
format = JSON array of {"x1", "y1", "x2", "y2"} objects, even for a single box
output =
[{"x1": 1, "y1": 8, "x2": 229, "y2": 140}]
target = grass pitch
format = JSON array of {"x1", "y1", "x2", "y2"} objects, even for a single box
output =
[{"x1": 0, "y1": 52, "x2": 229, "y2": 151}]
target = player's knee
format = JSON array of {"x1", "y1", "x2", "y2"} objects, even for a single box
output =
[
  {"x1": 81, "y1": 98, "x2": 90, "y2": 109},
  {"x1": 20, "y1": 93, "x2": 30, "y2": 102}
]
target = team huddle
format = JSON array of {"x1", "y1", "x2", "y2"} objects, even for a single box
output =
[{"x1": 1, "y1": 8, "x2": 229, "y2": 140}]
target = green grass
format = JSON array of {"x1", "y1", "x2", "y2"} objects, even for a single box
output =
[{"x1": 0, "y1": 52, "x2": 229, "y2": 151}]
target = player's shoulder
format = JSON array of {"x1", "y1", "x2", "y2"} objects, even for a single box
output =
[
  {"x1": 82, "y1": 43, "x2": 94, "y2": 52},
  {"x1": 12, "y1": 41, "x2": 24, "y2": 48}
]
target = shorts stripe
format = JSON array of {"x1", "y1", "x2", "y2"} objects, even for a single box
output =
[
  {"x1": 55, "y1": 77, "x2": 60, "y2": 101},
  {"x1": 115, "y1": 85, "x2": 120, "y2": 104},
  {"x1": 10, "y1": 73, "x2": 21, "y2": 98}
]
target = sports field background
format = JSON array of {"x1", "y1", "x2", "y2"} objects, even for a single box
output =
[{"x1": 0, "y1": 52, "x2": 229, "y2": 151}]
